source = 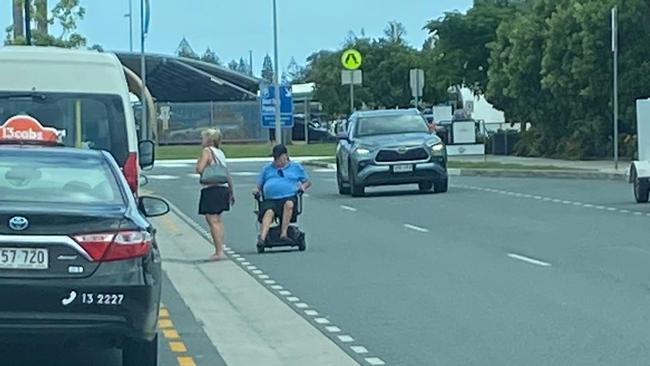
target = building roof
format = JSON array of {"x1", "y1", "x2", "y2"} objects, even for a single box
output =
[{"x1": 115, "y1": 52, "x2": 262, "y2": 103}]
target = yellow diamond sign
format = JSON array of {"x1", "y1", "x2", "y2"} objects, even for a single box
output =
[{"x1": 341, "y1": 49, "x2": 362, "y2": 70}]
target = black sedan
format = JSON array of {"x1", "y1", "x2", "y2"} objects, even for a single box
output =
[
  {"x1": 336, "y1": 109, "x2": 448, "y2": 197},
  {"x1": 0, "y1": 145, "x2": 169, "y2": 366}
]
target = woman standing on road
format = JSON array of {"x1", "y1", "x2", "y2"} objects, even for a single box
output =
[{"x1": 196, "y1": 128, "x2": 234, "y2": 261}]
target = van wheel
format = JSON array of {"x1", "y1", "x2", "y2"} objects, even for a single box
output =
[
  {"x1": 634, "y1": 177, "x2": 649, "y2": 203},
  {"x1": 123, "y1": 334, "x2": 158, "y2": 366}
]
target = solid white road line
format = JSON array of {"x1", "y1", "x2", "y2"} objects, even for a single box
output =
[
  {"x1": 404, "y1": 224, "x2": 430, "y2": 233},
  {"x1": 507, "y1": 253, "x2": 551, "y2": 267},
  {"x1": 147, "y1": 174, "x2": 180, "y2": 180},
  {"x1": 340, "y1": 205, "x2": 358, "y2": 212}
]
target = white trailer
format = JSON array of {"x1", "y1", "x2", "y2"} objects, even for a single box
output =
[{"x1": 629, "y1": 98, "x2": 650, "y2": 202}]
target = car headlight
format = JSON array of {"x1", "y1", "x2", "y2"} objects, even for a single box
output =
[
  {"x1": 431, "y1": 142, "x2": 445, "y2": 156},
  {"x1": 355, "y1": 147, "x2": 371, "y2": 155}
]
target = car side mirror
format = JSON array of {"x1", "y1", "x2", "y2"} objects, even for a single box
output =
[
  {"x1": 138, "y1": 196, "x2": 170, "y2": 217},
  {"x1": 138, "y1": 140, "x2": 155, "y2": 170},
  {"x1": 336, "y1": 132, "x2": 349, "y2": 142}
]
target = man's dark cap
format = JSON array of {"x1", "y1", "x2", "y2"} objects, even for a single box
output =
[{"x1": 272, "y1": 144, "x2": 288, "y2": 159}]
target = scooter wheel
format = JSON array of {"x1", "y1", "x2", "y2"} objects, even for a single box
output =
[{"x1": 257, "y1": 245, "x2": 265, "y2": 254}]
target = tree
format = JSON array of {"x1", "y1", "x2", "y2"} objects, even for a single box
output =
[
  {"x1": 285, "y1": 57, "x2": 305, "y2": 83},
  {"x1": 6, "y1": 0, "x2": 87, "y2": 48},
  {"x1": 201, "y1": 47, "x2": 221, "y2": 65},
  {"x1": 228, "y1": 60, "x2": 238, "y2": 71},
  {"x1": 176, "y1": 37, "x2": 198, "y2": 59},
  {"x1": 237, "y1": 57, "x2": 248, "y2": 74},
  {"x1": 383, "y1": 21, "x2": 407, "y2": 44},
  {"x1": 261, "y1": 54, "x2": 274, "y2": 83}
]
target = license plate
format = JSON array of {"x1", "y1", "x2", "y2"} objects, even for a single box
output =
[
  {"x1": 0, "y1": 247, "x2": 48, "y2": 270},
  {"x1": 393, "y1": 164, "x2": 413, "y2": 173}
]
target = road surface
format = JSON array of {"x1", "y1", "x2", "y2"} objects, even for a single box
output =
[{"x1": 141, "y1": 160, "x2": 650, "y2": 365}]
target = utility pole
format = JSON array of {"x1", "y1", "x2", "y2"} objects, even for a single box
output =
[
  {"x1": 273, "y1": 0, "x2": 282, "y2": 144},
  {"x1": 24, "y1": 0, "x2": 32, "y2": 45},
  {"x1": 249, "y1": 50, "x2": 254, "y2": 76}
]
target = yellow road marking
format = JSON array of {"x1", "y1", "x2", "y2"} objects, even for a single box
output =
[
  {"x1": 159, "y1": 318, "x2": 174, "y2": 329},
  {"x1": 169, "y1": 341, "x2": 188, "y2": 353},
  {"x1": 163, "y1": 329, "x2": 180, "y2": 339},
  {"x1": 177, "y1": 356, "x2": 197, "y2": 366},
  {"x1": 162, "y1": 214, "x2": 181, "y2": 235},
  {"x1": 159, "y1": 308, "x2": 170, "y2": 318}
]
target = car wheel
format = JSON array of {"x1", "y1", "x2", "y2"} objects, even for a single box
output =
[
  {"x1": 337, "y1": 160, "x2": 350, "y2": 195},
  {"x1": 418, "y1": 181, "x2": 434, "y2": 192},
  {"x1": 434, "y1": 177, "x2": 449, "y2": 193},
  {"x1": 349, "y1": 165, "x2": 365, "y2": 197},
  {"x1": 123, "y1": 334, "x2": 158, "y2": 366}
]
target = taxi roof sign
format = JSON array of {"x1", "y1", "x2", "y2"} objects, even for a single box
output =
[{"x1": 0, "y1": 115, "x2": 65, "y2": 145}]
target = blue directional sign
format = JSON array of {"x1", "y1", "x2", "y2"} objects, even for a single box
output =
[{"x1": 260, "y1": 85, "x2": 294, "y2": 128}]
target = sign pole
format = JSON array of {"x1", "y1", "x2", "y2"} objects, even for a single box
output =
[
  {"x1": 350, "y1": 83, "x2": 354, "y2": 113},
  {"x1": 612, "y1": 7, "x2": 619, "y2": 170},
  {"x1": 272, "y1": 0, "x2": 282, "y2": 144}
]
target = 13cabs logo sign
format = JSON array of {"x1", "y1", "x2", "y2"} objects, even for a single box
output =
[{"x1": 0, "y1": 115, "x2": 64, "y2": 143}]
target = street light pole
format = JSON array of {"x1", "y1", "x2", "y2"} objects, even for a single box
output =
[
  {"x1": 126, "y1": 0, "x2": 133, "y2": 52},
  {"x1": 612, "y1": 7, "x2": 619, "y2": 170},
  {"x1": 272, "y1": 0, "x2": 282, "y2": 144}
]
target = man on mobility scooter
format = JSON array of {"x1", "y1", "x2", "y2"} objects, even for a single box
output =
[{"x1": 254, "y1": 144, "x2": 312, "y2": 252}]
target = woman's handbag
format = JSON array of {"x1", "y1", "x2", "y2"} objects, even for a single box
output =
[{"x1": 200, "y1": 148, "x2": 229, "y2": 185}]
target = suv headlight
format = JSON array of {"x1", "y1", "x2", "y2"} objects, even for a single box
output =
[
  {"x1": 431, "y1": 142, "x2": 445, "y2": 156},
  {"x1": 355, "y1": 147, "x2": 371, "y2": 155}
]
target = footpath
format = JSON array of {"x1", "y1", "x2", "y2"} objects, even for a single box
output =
[{"x1": 152, "y1": 209, "x2": 359, "y2": 366}]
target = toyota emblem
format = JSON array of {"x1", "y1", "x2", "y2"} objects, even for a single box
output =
[
  {"x1": 8, "y1": 216, "x2": 29, "y2": 231},
  {"x1": 397, "y1": 146, "x2": 408, "y2": 154}
]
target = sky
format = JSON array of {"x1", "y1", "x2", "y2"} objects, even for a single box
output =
[{"x1": 3, "y1": 0, "x2": 473, "y2": 74}]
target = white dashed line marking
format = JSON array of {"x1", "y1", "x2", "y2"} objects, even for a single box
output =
[
  {"x1": 246, "y1": 266, "x2": 257, "y2": 270},
  {"x1": 507, "y1": 253, "x2": 551, "y2": 267},
  {"x1": 314, "y1": 318, "x2": 331, "y2": 325},
  {"x1": 305, "y1": 310, "x2": 319, "y2": 316},
  {"x1": 230, "y1": 171, "x2": 257, "y2": 176},
  {"x1": 365, "y1": 357, "x2": 386, "y2": 365},
  {"x1": 264, "y1": 280, "x2": 276, "y2": 285},
  {"x1": 404, "y1": 224, "x2": 429, "y2": 233},
  {"x1": 351, "y1": 346, "x2": 368, "y2": 354},
  {"x1": 340, "y1": 205, "x2": 358, "y2": 212},
  {"x1": 607, "y1": 207, "x2": 617, "y2": 211},
  {"x1": 295, "y1": 303, "x2": 309, "y2": 309},
  {"x1": 634, "y1": 212, "x2": 643, "y2": 216},
  {"x1": 338, "y1": 335, "x2": 354, "y2": 342},
  {"x1": 619, "y1": 209, "x2": 631, "y2": 214},
  {"x1": 147, "y1": 174, "x2": 180, "y2": 180},
  {"x1": 252, "y1": 269, "x2": 263, "y2": 274},
  {"x1": 258, "y1": 274, "x2": 270, "y2": 279},
  {"x1": 271, "y1": 285, "x2": 283, "y2": 290},
  {"x1": 278, "y1": 290, "x2": 291, "y2": 296},
  {"x1": 230, "y1": 253, "x2": 240, "y2": 258},
  {"x1": 325, "y1": 326, "x2": 341, "y2": 333},
  {"x1": 286, "y1": 296, "x2": 300, "y2": 302},
  {"x1": 241, "y1": 261, "x2": 250, "y2": 265}
]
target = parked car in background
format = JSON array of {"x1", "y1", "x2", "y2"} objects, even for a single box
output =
[{"x1": 292, "y1": 114, "x2": 335, "y2": 142}]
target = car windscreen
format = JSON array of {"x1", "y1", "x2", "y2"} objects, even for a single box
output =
[
  {"x1": 356, "y1": 114, "x2": 429, "y2": 137},
  {"x1": 0, "y1": 151, "x2": 125, "y2": 206},
  {"x1": 0, "y1": 92, "x2": 129, "y2": 165}
]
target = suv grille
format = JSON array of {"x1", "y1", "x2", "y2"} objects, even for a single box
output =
[{"x1": 376, "y1": 147, "x2": 429, "y2": 162}]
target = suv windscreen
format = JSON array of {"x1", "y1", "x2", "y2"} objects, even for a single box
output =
[
  {"x1": 0, "y1": 92, "x2": 129, "y2": 165},
  {"x1": 0, "y1": 150, "x2": 125, "y2": 206},
  {"x1": 356, "y1": 114, "x2": 429, "y2": 137}
]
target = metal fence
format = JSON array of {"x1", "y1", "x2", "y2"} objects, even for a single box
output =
[{"x1": 156, "y1": 101, "x2": 266, "y2": 145}]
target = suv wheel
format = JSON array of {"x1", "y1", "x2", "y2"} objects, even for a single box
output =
[
  {"x1": 418, "y1": 181, "x2": 434, "y2": 192},
  {"x1": 349, "y1": 164, "x2": 365, "y2": 197},
  {"x1": 434, "y1": 177, "x2": 449, "y2": 193},
  {"x1": 123, "y1": 334, "x2": 158, "y2": 366},
  {"x1": 337, "y1": 160, "x2": 351, "y2": 195}
]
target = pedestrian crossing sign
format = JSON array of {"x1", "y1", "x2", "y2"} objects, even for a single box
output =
[{"x1": 341, "y1": 49, "x2": 362, "y2": 70}]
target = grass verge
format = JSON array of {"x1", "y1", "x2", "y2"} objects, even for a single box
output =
[{"x1": 156, "y1": 143, "x2": 336, "y2": 160}]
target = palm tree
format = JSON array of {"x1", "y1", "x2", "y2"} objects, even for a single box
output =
[
  {"x1": 36, "y1": 0, "x2": 48, "y2": 35},
  {"x1": 12, "y1": 0, "x2": 24, "y2": 38}
]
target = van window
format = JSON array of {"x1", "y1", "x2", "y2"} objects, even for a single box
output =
[{"x1": 0, "y1": 92, "x2": 129, "y2": 165}]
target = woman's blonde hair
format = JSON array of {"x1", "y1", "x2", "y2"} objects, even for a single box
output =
[{"x1": 201, "y1": 128, "x2": 222, "y2": 148}]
